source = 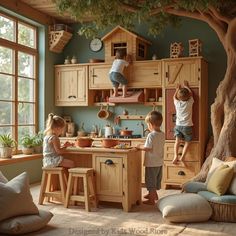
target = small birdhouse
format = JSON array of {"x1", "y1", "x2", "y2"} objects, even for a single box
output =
[
  {"x1": 101, "y1": 26, "x2": 151, "y2": 62},
  {"x1": 189, "y1": 39, "x2": 202, "y2": 57},
  {"x1": 170, "y1": 42, "x2": 184, "y2": 58}
]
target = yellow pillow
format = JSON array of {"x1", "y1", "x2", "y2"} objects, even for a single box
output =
[{"x1": 207, "y1": 165, "x2": 234, "y2": 196}]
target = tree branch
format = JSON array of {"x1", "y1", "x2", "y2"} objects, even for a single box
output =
[
  {"x1": 208, "y1": 5, "x2": 231, "y2": 24},
  {"x1": 199, "y1": 11, "x2": 226, "y2": 47}
]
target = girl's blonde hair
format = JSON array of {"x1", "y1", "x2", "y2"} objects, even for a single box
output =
[
  {"x1": 145, "y1": 111, "x2": 163, "y2": 127},
  {"x1": 44, "y1": 113, "x2": 65, "y2": 135}
]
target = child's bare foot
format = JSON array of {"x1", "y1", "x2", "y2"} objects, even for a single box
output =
[{"x1": 112, "y1": 93, "x2": 118, "y2": 97}]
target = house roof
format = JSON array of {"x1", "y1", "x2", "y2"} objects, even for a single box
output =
[{"x1": 101, "y1": 25, "x2": 152, "y2": 45}]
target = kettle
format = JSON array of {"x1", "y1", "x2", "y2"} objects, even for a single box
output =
[{"x1": 104, "y1": 125, "x2": 113, "y2": 138}]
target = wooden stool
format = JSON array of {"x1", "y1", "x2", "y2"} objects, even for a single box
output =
[
  {"x1": 38, "y1": 167, "x2": 67, "y2": 205},
  {"x1": 64, "y1": 168, "x2": 97, "y2": 211}
]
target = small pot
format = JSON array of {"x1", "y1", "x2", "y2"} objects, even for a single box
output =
[
  {"x1": 97, "y1": 105, "x2": 112, "y2": 120},
  {"x1": 120, "y1": 129, "x2": 133, "y2": 136},
  {"x1": 76, "y1": 138, "x2": 93, "y2": 147},
  {"x1": 101, "y1": 139, "x2": 119, "y2": 148}
]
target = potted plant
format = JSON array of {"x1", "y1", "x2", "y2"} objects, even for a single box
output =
[
  {"x1": 32, "y1": 131, "x2": 44, "y2": 153},
  {"x1": 20, "y1": 134, "x2": 34, "y2": 155},
  {"x1": 0, "y1": 134, "x2": 17, "y2": 158}
]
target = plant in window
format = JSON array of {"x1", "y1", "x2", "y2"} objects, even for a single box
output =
[
  {"x1": 32, "y1": 131, "x2": 44, "y2": 153},
  {"x1": 0, "y1": 134, "x2": 17, "y2": 158},
  {"x1": 20, "y1": 134, "x2": 34, "y2": 155}
]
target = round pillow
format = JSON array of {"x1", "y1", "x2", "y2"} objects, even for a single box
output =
[{"x1": 157, "y1": 193, "x2": 212, "y2": 223}]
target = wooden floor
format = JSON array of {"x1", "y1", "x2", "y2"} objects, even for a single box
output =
[{"x1": 24, "y1": 184, "x2": 236, "y2": 236}]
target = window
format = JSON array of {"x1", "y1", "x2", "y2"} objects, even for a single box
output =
[
  {"x1": 0, "y1": 12, "x2": 38, "y2": 152},
  {"x1": 138, "y1": 43, "x2": 145, "y2": 58},
  {"x1": 112, "y1": 42, "x2": 127, "y2": 56}
]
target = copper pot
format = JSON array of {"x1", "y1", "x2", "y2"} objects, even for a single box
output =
[
  {"x1": 76, "y1": 137, "x2": 93, "y2": 147},
  {"x1": 97, "y1": 105, "x2": 112, "y2": 120},
  {"x1": 101, "y1": 138, "x2": 119, "y2": 148},
  {"x1": 120, "y1": 129, "x2": 133, "y2": 136}
]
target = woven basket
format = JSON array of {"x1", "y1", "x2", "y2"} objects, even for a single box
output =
[{"x1": 209, "y1": 200, "x2": 236, "y2": 222}]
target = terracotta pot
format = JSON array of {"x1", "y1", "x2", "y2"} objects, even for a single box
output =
[
  {"x1": 120, "y1": 129, "x2": 133, "y2": 136},
  {"x1": 101, "y1": 139, "x2": 119, "y2": 148},
  {"x1": 76, "y1": 138, "x2": 93, "y2": 147},
  {"x1": 97, "y1": 105, "x2": 112, "y2": 120}
]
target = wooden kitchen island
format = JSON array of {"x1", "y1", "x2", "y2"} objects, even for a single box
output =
[{"x1": 64, "y1": 147, "x2": 142, "y2": 212}]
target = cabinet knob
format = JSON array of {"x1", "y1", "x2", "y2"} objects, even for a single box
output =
[
  {"x1": 178, "y1": 171, "x2": 185, "y2": 176},
  {"x1": 105, "y1": 159, "x2": 114, "y2": 165},
  {"x1": 153, "y1": 72, "x2": 159, "y2": 75},
  {"x1": 92, "y1": 74, "x2": 98, "y2": 77}
]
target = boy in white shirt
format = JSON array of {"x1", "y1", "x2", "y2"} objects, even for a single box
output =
[
  {"x1": 109, "y1": 49, "x2": 131, "y2": 97},
  {"x1": 136, "y1": 111, "x2": 165, "y2": 205},
  {"x1": 172, "y1": 80, "x2": 194, "y2": 164}
]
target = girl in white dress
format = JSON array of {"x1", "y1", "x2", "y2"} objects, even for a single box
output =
[{"x1": 43, "y1": 113, "x2": 74, "y2": 168}]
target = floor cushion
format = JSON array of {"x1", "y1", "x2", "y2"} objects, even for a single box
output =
[
  {"x1": 157, "y1": 193, "x2": 212, "y2": 223},
  {"x1": 207, "y1": 165, "x2": 234, "y2": 195},
  {"x1": 0, "y1": 210, "x2": 53, "y2": 235},
  {"x1": 183, "y1": 181, "x2": 207, "y2": 193},
  {"x1": 198, "y1": 191, "x2": 236, "y2": 204},
  {"x1": 0, "y1": 172, "x2": 39, "y2": 222},
  {"x1": 0, "y1": 171, "x2": 8, "y2": 183}
]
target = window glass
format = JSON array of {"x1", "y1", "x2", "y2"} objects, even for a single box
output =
[
  {"x1": 18, "y1": 102, "x2": 34, "y2": 124},
  {"x1": 18, "y1": 22, "x2": 36, "y2": 48},
  {"x1": 0, "y1": 46, "x2": 14, "y2": 74},
  {"x1": 18, "y1": 52, "x2": 34, "y2": 78},
  {"x1": 0, "y1": 101, "x2": 13, "y2": 125},
  {"x1": 18, "y1": 77, "x2": 34, "y2": 102},
  {"x1": 0, "y1": 14, "x2": 15, "y2": 42},
  {"x1": 0, "y1": 74, "x2": 13, "y2": 100}
]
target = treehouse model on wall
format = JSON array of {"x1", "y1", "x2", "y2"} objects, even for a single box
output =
[{"x1": 101, "y1": 25, "x2": 152, "y2": 62}]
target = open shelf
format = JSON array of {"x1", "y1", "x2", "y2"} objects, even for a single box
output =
[{"x1": 117, "y1": 115, "x2": 145, "y2": 120}]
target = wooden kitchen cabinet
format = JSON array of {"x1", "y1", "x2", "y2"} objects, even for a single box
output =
[
  {"x1": 129, "y1": 60, "x2": 162, "y2": 88},
  {"x1": 55, "y1": 65, "x2": 91, "y2": 106},
  {"x1": 92, "y1": 150, "x2": 141, "y2": 212},
  {"x1": 89, "y1": 63, "x2": 112, "y2": 89},
  {"x1": 162, "y1": 57, "x2": 205, "y2": 88},
  {"x1": 162, "y1": 57, "x2": 208, "y2": 189}
]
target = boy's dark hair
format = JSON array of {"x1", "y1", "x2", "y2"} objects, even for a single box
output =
[
  {"x1": 145, "y1": 111, "x2": 163, "y2": 127},
  {"x1": 115, "y1": 49, "x2": 126, "y2": 59},
  {"x1": 177, "y1": 88, "x2": 191, "y2": 101}
]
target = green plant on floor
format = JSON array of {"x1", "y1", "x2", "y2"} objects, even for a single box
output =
[{"x1": 0, "y1": 133, "x2": 17, "y2": 148}]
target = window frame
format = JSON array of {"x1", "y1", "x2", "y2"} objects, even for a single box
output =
[{"x1": 0, "y1": 11, "x2": 38, "y2": 154}]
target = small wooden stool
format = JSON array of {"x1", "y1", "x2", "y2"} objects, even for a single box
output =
[
  {"x1": 64, "y1": 168, "x2": 97, "y2": 211},
  {"x1": 38, "y1": 167, "x2": 67, "y2": 205}
]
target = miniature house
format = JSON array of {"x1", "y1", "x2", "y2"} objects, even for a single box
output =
[
  {"x1": 170, "y1": 42, "x2": 184, "y2": 58},
  {"x1": 189, "y1": 39, "x2": 202, "y2": 57},
  {"x1": 101, "y1": 25, "x2": 151, "y2": 62}
]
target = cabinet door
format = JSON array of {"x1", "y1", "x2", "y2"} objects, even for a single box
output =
[
  {"x1": 55, "y1": 66, "x2": 88, "y2": 106},
  {"x1": 165, "y1": 88, "x2": 199, "y2": 140},
  {"x1": 129, "y1": 61, "x2": 162, "y2": 88},
  {"x1": 95, "y1": 156, "x2": 123, "y2": 196},
  {"x1": 163, "y1": 58, "x2": 200, "y2": 87},
  {"x1": 89, "y1": 64, "x2": 112, "y2": 89}
]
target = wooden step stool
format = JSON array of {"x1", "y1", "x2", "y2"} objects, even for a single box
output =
[
  {"x1": 64, "y1": 168, "x2": 97, "y2": 211},
  {"x1": 38, "y1": 167, "x2": 67, "y2": 205}
]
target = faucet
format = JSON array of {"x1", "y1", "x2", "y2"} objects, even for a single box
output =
[{"x1": 137, "y1": 122, "x2": 149, "y2": 137}]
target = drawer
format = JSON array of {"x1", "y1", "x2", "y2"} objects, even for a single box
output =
[
  {"x1": 164, "y1": 161, "x2": 200, "y2": 184},
  {"x1": 164, "y1": 142, "x2": 199, "y2": 161}
]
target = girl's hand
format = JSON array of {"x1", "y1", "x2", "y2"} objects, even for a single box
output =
[{"x1": 136, "y1": 144, "x2": 142, "y2": 150}]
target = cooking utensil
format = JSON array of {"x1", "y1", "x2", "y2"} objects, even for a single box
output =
[
  {"x1": 97, "y1": 105, "x2": 112, "y2": 120},
  {"x1": 120, "y1": 128, "x2": 133, "y2": 136},
  {"x1": 76, "y1": 137, "x2": 93, "y2": 147},
  {"x1": 104, "y1": 125, "x2": 113, "y2": 138},
  {"x1": 101, "y1": 138, "x2": 119, "y2": 148}
]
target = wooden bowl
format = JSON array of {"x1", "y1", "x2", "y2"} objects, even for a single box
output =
[
  {"x1": 101, "y1": 139, "x2": 119, "y2": 148},
  {"x1": 76, "y1": 138, "x2": 93, "y2": 147}
]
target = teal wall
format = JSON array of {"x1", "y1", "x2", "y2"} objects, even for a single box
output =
[
  {"x1": 60, "y1": 17, "x2": 226, "y2": 136},
  {"x1": 0, "y1": 6, "x2": 227, "y2": 183}
]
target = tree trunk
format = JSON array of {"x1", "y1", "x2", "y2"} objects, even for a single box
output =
[{"x1": 193, "y1": 53, "x2": 236, "y2": 182}]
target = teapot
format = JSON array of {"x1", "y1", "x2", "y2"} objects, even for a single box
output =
[{"x1": 104, "y1": 125, "x2": 113, "y2": 138}]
